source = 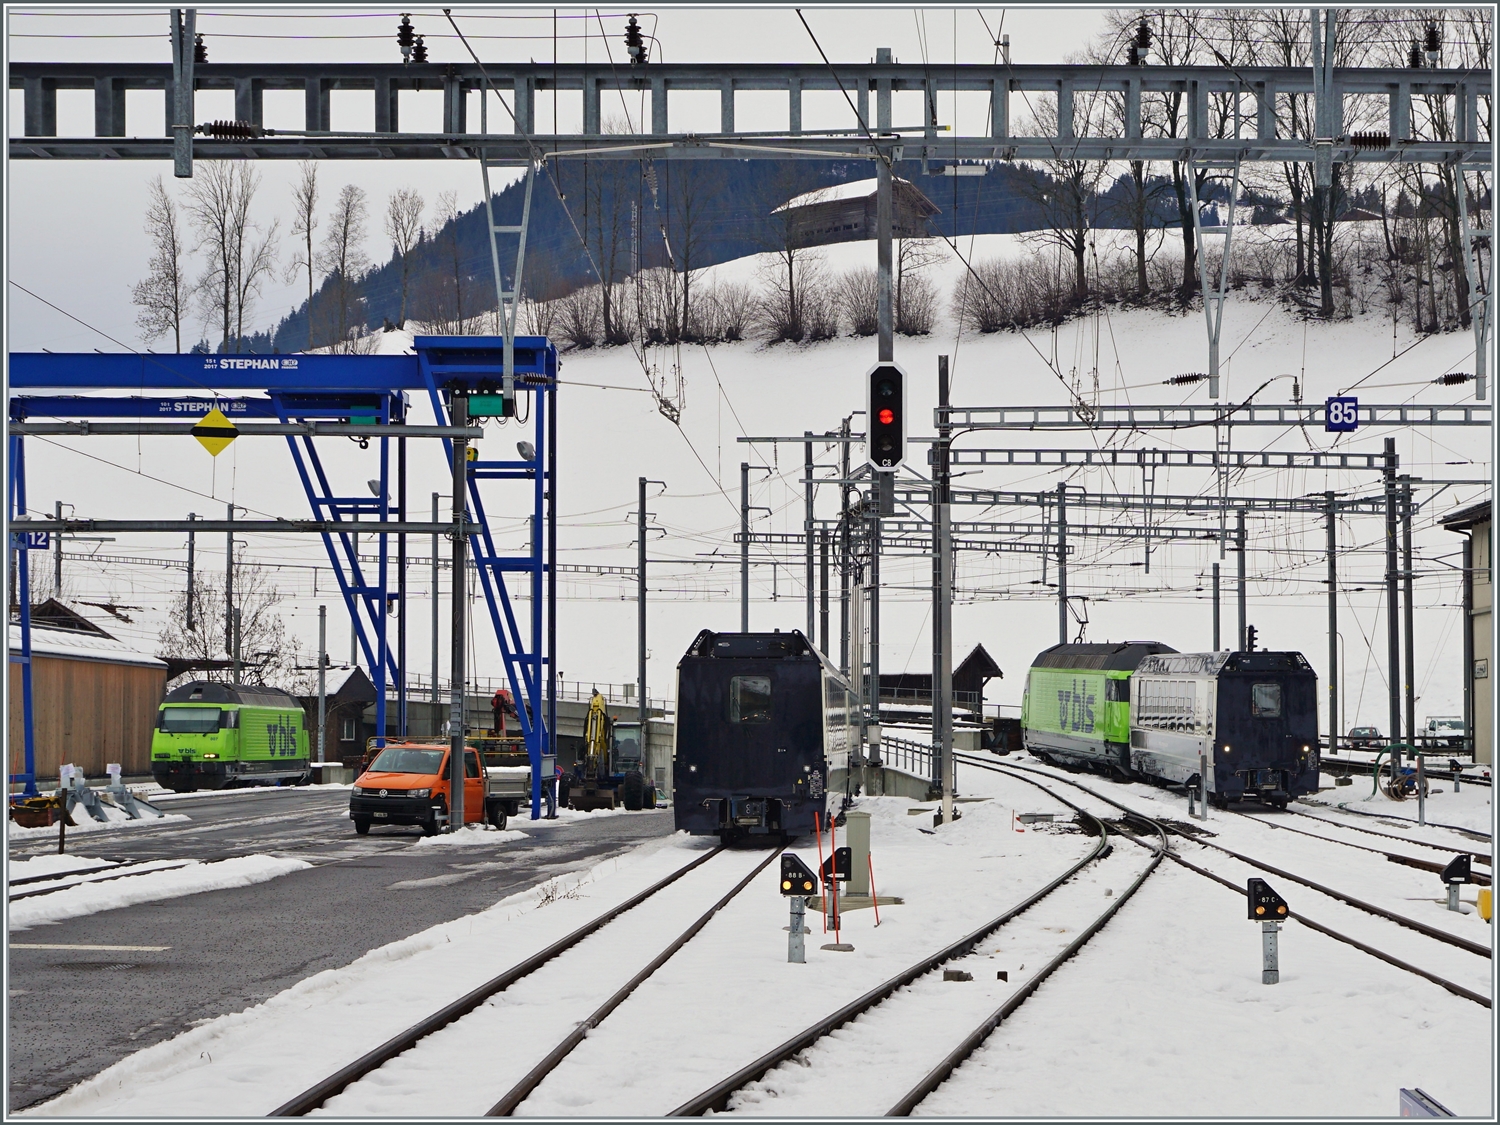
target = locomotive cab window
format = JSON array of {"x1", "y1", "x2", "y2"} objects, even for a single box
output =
[
  {"x1": 1251, "y1": 683, "x2": 1282, "y2": 717},
  {"x1": 160, "y1": 707, "x2": 221, "y2": 733},
  {"x1": 1105, "y1": 677, "x2": 1129, "y2": 703},
  {"x1": 729, "y1": 676, "x2": 772, "y2": 723}
]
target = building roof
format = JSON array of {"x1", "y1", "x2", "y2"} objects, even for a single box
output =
[
  {"x1": 1441, "y1": 499, "x2": 1491, "y2": 532},
  {"x1": 25, "y1": 598, "x2": 115, "y2": 637},
  {"x1": 773, "y1": 176, "x2": 940, "y2": 217},
  {"x1": 9, "y1": 622, "x2": 168, "y2": 670}
]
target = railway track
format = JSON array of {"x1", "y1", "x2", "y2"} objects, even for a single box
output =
[
  {"x1": 1232, "y1": 808, "x2": 1491, "y2": 885},
  {"x1": 8, "y1": 860, "x2": 194, "y2": 902},
  {"x1": 668, "y1": 767, "x2": 1166, "y2": 1117},
  {"x1": 1297, "y1": 796, "x2": 1492, "y2": 842},
  {"x1": 269, "y1": 843, "x2": 773, "y2": 1117},
  {"x1": 970, "y1": 756, "x2": 1492, "y2": 1009},
  {"x1": 1321, "y1": 754, "x2": 1491, "y2": 787}
]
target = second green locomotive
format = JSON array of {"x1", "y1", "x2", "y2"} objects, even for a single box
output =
[{"x1": 151, "y1": 681, "x2": 311, "y2": 792}]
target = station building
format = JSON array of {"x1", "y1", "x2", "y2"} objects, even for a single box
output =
[{"x1": 1441, "y1": 499, "x2": 1492, "y2": 764}]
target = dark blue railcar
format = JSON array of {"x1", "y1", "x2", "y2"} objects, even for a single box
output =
[{"x1": 672, "y1": 629, "x2": 853, "y2": 843}]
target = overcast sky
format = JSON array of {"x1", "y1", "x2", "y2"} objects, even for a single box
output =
[{"x1": 7, "y1": 5, "x2": 1108, "y2": 353}]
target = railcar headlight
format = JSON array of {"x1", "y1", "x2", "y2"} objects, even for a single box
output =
[
  {"x1": 687, "y1": 764, "x2": 697, "y2": 773},
  {"x1": 1302, "y1": 745, "x2": 1310, "y2": 754},
  {"x1": 203, "y1": 753, "x2": 219, "y2": 759},
  {"x1": 408, "y1": 788, "x2": 430, "y2": 798},
  {"x1": 1221, "y1": 744, "x2": 1231, "y2": 754}
]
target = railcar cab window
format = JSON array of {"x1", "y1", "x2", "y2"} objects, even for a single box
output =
[
  {"x1": 1252, "y1": 683, "x2": 1283, "y2": 718},
  {"x1": 729, "y1": 676, "x2": 772, "y2": 723},
  {"x1": 160, "y1": 707, "x2": 221, "y2": 733},
  {"x1": 369, "y1": 747, "x2": 445, "y2": 774}
]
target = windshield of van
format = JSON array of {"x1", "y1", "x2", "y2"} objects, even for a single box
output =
[
  {"x1": 160, "y1": 707, "x2": 221, "y2": 733},
  {"x1": 368, "y1": 747, "x2": 445, "y2": 775}
]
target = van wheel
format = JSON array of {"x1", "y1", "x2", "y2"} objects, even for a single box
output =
[
  {"x1": 487, "y1": 803, "x2": 508, "y2": 831},
  {"x1": 422, "y1": 813, "x2": 442, "y2": 836},
  {"x1": 353, "y1": 817, "x2": 371, "y2": 835}
]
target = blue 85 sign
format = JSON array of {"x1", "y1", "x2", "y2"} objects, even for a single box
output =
[{"x1": 1324, "y1": 396, "x2": 1360, "y2": 433}]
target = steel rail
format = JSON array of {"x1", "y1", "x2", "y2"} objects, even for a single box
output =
[
  {"x1": 489, "y1": 848, "x2": 784, "y2": 1116},
  {"x1": 669, "y1": 781, "x2": 1113, "y2": 1117},
  {"x1": 986, "y1": 758, "x2": 1491, "y2": 958},
  {"x1": 885, "y1": 760, "x2": 1167, "y2": 1116},
  {"x1": 8, "y1": 859, "x2": 194, "y2": 901},
  {"x1": 958, "y1": 756, "x2": 1493, "y2": 1011},
  {"x1": 7, "y1": 861, "x2": 120, "y2": 886},
  {"x1": 1282, "y1": 807, "x2": 1494, "y2": 856},
  {"x1": 1232, "y1": 809, "x2": 1491, "y2": 873},
  {"x1": 1300, "y1": 799, "x2": 1492, "y2": 840},
  {"x1": 268, "y1": 845, "x2": 725, "y2": 1117},
  {"x1": 1319, "y1": 754, "x2": 1492, "y2": 787},
  {"x1": 1158, "y1": 846, "x2": 1490, "y2": 1010}
]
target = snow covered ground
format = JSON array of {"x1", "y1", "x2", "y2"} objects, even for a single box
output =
[
  {"x1": 22, "y1": 768, "x2": 1492, "y2": 1118},
  {"x1": 6, "y1": 808, "x2": 190, "y2": 841},
  {"x1": 9, "y1": 856, "x2": 312, "y2": 932}
]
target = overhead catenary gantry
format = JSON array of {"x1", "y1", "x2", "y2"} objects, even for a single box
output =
[{"x1": 7, "y1": 340, "x2": 558, "y2": 816}]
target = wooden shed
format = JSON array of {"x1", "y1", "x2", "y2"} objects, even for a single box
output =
[
  {"x1": 879, "y1": 643, "x2": 1003, "y2": 713},
  {"x1": 772, "y1": 177, "x2": 940, "y2": 248},
  {"x1": 8, "y1": 610, "x2": 168, "y2": 781},
  {"x1": 298, "y1": 666, "x2": 378, "y2": 769}
]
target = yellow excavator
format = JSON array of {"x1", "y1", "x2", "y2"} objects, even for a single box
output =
[{"x1": 569, "y1": 691, "x2": 651, "y2": 811}]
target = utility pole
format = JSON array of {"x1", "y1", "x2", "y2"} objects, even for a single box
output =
[
  {"x1": 839, "y1": 416, "x2": 851, "y2": 674},
  {"x1": 1211, "y1": 562, "x2": 1221, "y2": 650},
  {"x1": 448, "y1": 395, "x2": 470, "y2": 831},
  {"x1": 1235, "y1": 509, "x2": 1248, "y2": 649},
  {"x1": 1462, "y1": 536, "x2": 1474, "y2": 761},
  {"x1": 52, "y1": 500, "x2": 62, "y2": 597},
  {"x1": 740, "y1": 461, "x2": 750, "y2": 633},
  {"x1": 1383, "y1": 438, "x2": 1402, "y2": 769},
  {"x1": 804, "y1": 433, "x2": 815, "y2": 639},
  {"x1": 1325, "y1": 492, "x2": 1338, "y2": 756},
  {"x1": 225, "y1": 502, "x2": 235, "y2": 659},
  {"x1": 1056, "y1": 483, "x2": 1068, "y2": 645},
  {"x1": 818, "y1": 530, "x2": 830, "y2": 656},
  {"x1": 232, "y1": 607, "x2": 242, "y2": 685},
  {"x1": 933, "y1": 356, "x2": 954, "y2": 824},
  {"x1": 431, "y1": 491, "x2": 440, "y2": 729},
  {"x1": 317, "y1": 604, "x2": 327, "y2": 765},
  {"x1": 186, "y1": 512, "x2": 197, "y2": 632},
  {"x1": 638, "y1": 476, "x2": 647, "y2": 727},
  {"x1": 1401, "y1": 475, "x2": 1416, "y2": 751},
  {"x1": 868, "y1": 494, "x2": 881, "y2": 759},
  {"x1": 875, "y1": 48, "x2": 894, "y2": 369}
]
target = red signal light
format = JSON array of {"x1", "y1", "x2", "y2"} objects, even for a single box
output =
[{"x1": 878, "y1": 408, "x2": 895, "y2": 425}]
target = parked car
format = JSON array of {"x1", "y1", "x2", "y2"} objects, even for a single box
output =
[
  {"x1": 1421, "y1": 716, "x2": 1467, "y2": 749},
  {"x1": 1346, "y1": 726, "x2": 1383, "y2": 749}
]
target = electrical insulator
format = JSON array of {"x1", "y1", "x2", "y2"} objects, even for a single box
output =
[
  {"x1": 625, "y1": 14, "x2": 648, "y2": 66},
  {"x1": 1245, "y1": 625, "x2": 1258, "y2": 652},
  {"x1": 1408, "y1": 41, "x2": 1424, "y2": 68},
  {"x1": 197, "y1": 120, "x2": 267, "y2": 140},
  {"x1": 194, "y1": 33, "x2": 207, "y2": 64},
  {"x1": 1134, "y1": 18, "x2": 1152, "y2": 52},
  {"x1": 1167, "y1": 373, "x2": 1207, "y2": 385},
  {"x1": 397, "y1": 14, "x2": 415, "y2": 63},
  {"x1": 1425, "y1": 23, "x2": 1440, "y2": 55},
  {"x1": 411, "y1": 34, "x2": 428, "y2": 64},
  {"x1": 1127, "y1": 44, "x2": 1142, "y2": 67},
  {"x1": 1438, "y1": 372, "x2": 1473, "y2": 385}
]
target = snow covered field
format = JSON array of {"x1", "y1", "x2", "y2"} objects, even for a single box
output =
[
  {"x1": 22, "y1": 767, "x2": 1491, "y2": 1118},
  {"x1": 9, "y1": 855, "x2": 312, "y2": 932}
]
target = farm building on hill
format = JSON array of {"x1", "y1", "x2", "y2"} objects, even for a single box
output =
[
  {"x1": 8, "y1": 599, "x2": 168, "y2": 781},
  {"x1": 772, "y1": 177, "x2": 940, "y2": 248}
]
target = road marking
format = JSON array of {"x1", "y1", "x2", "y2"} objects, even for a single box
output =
[{"x1": 10, "y1": 943, "x2": 171, "y2": 952}]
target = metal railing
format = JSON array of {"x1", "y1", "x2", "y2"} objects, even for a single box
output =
[
  {"x1": 881, "y1": 734, "x2": 941, "y2": 785},
  {"x1": 397, "y1": 672, "x2": 674, "y2": 717}
]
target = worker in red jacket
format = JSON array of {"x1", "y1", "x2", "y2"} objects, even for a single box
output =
[{"x1": 491, "y1": 688, "x2": 515, "y2": 737}]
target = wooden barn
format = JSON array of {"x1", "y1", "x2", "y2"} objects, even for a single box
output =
[
  {"x1": 8, "y1": 601, "x2": 168, "y2": 781},
  {"x1": 298, "y1": 665, "x2": 378, "y2": 769},
  {"x1": 772, "y1": 177, "x2": 940, "y2": 248}
]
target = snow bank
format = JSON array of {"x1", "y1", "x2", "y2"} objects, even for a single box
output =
[
  {"x1": 6, "y1": 810, "x2": 190, "y2": 840},
  {"x1": 408, "y1": 824, "x2": 529, "y2": 849},
  {"x1": 9, "y1": 856, "x2": 311, "y2": 932}
]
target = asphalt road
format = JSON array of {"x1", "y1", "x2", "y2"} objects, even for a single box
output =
[{"x1": 7, "y1": 788, "x2": 675, "y2": 1111}]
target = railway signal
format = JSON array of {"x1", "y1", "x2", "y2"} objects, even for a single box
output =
[
  {"x1": 1441, "y1": 854, "x2": 1471, "y2": 913},
  {"x1": 781, "y1": 854, "x2": 818, "y2": 964},
  {"x1": 866, "y1": 362, "x2": 906, "y2": 471},
  {"x1": 1247, "y1": 877, "x2": 1288, "y2": 984}
]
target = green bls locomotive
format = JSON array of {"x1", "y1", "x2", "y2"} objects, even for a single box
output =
[
  {"x1": 151, "y1": 681, "x2": 311, "y2": 792},
  {"x1": 1020, "y1": 642, "x2": 1177, "y2": 776}
]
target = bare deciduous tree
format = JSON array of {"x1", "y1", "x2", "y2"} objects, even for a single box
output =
[
  {"x1": 385, "y1": 186, "x2": 425, "y2": 328},
  {"x1": 132, "y1": 176, "x2": 190, "y2": 351},
  {"x1": 285, "y1": 160, "x2": 320, "y2": 350},
  {"x1": 317, "y1": 183, "x2": 371, "y2": 351},
  {"x1": 157, "y1": 566, "x2": 309, "y2": 692}
]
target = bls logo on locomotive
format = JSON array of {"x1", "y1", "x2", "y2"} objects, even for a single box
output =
[
  {"x1": 265, "y1": 717, "x2": 300, "y2": 757},
  {"x1": 1056, "y1": 679, "x2": 1097, "y2": 733}
]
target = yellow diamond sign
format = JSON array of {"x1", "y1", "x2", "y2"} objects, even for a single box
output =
[{"x1": 192, "y1": 408, "x2": 239, "y2": 457}]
